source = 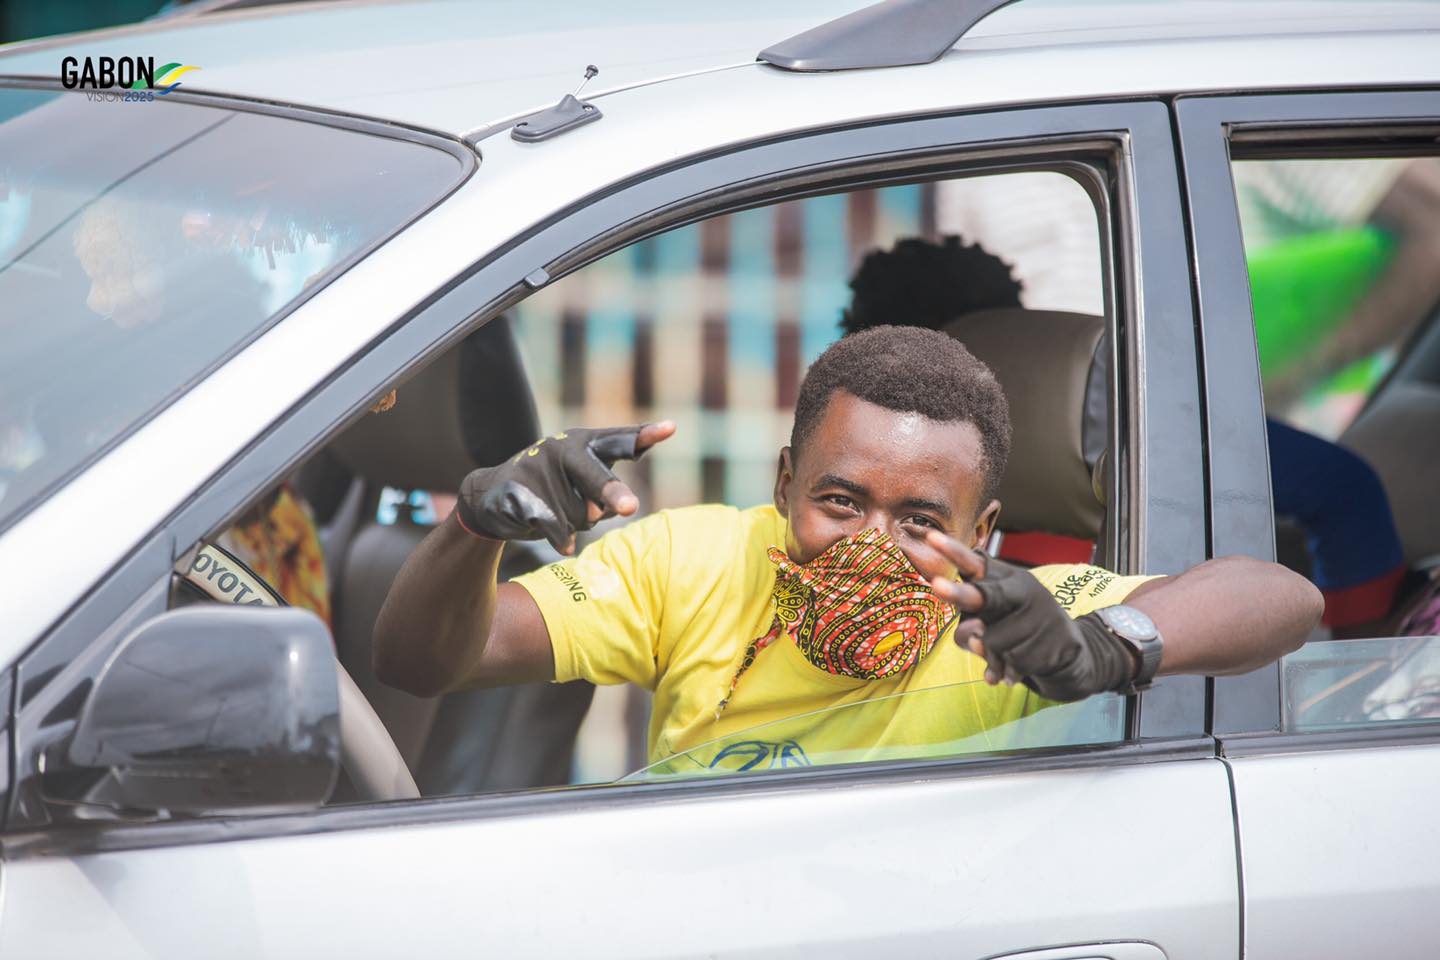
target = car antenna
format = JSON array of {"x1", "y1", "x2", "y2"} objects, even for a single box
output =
[{"x1": 511, "y1": 64, "x2": 603, "y2": 143}]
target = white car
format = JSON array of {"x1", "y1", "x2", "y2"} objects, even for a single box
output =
[{"x1": 1, "y1": 1, "x2": 1439, "y2": 957}]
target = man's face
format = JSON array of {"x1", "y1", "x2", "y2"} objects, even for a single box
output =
[{"x1": 774, "y1": 390, "x2": 1001, "y2": 568}]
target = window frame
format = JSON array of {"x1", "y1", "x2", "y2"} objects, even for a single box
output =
[
  {"x1": 1174, "y1": 88, "x2": 1440, "y2": 739},
  {"x1": 6, "y1": 98, "x2": 1209, "y2": 854}
]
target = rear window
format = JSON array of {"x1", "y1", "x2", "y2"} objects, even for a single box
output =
[{"x1": 0, "y1": 88, "x2": 465, "y2": 530}]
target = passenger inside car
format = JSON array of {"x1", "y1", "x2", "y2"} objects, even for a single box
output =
[{"x1": 372, "y1": 321, "x2": 1322, "y2": 769}]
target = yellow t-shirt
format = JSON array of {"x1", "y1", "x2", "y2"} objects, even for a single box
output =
[{"x1": 514, "y1": 504, "x2": 1157, "y2": 770}]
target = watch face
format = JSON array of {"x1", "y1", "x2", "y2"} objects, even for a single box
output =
[{"x1": 1099, "y1": 604, "x2": 1158, "y2": 643}]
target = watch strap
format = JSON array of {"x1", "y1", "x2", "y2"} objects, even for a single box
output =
[{"x1": 1097, "y1": 604, "x2": 1163, "y2": 695}]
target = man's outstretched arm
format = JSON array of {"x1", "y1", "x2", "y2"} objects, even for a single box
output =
[
  {"x1": 372, "y1": 421, "x2": 675, "y2": 697},
  {"x1": 921, "y1": 532, "x2": 1324, "y2": 697},
  {"x1": 1122, "y1": 556, "x2": 1323, "y2": 677}
]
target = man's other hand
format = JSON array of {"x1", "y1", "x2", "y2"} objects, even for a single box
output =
[
  {"x1": 456, "y1": 421, "x2": 675, "y2": 554},
  {"x1": 919, "y1": 531, "x2": 1138, "y2": 702}
]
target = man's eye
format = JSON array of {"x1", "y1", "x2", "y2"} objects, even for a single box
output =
[
  {"x1": 824, "y1": 494, "x2": 856, "y2": 509},
  {"x1": 904, "y1": 515, "x2": 940, "y2": 530}
]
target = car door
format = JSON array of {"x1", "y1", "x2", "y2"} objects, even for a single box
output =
[
  {"x1": 1178, "y1": 89, "x2": 1440, "y2": 958},
  {"x1": 1, "y1": 81, "x2": 1236, "y2": 958}
]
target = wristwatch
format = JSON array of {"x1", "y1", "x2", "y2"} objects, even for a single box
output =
[{"x1": 1094, "y1": 604, "x2": 1164, "y2": 695}]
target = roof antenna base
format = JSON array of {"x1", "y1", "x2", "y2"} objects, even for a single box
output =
[{"x1": 512, "y1": 65, "x2": 602, "y2": 143}]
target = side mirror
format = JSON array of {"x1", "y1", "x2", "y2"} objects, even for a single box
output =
[{"x1": 44, "y1": 606, "x2": 340, "y2": 817}]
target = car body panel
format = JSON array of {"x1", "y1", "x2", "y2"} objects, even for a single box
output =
[
  {"x1": 0, "y1": 756, "x2": 1238, "y2": 958},
  {"x1": 1227, "y1": 743, "x2": 1440, "y2": 958},
  {"x1": 0, "y1": 0, "x2": 850, "y2": 134},
  {"x1": 0, "y1": 1, "x2": 1437, "y2": 135}
]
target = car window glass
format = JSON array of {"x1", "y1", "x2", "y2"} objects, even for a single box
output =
[
  {"x1": 1284, "y1": 634, "x2": 1440, "y2": 730},
  {"x1": 1231, "y1": 152, "x2": 1440, "y2": 724},
  {"x1": 0, "y1": 89, "x2": 464, "y2": 533},
  {"x1": 623, "y1": 681, "x2": 1124, "y2": 781}
]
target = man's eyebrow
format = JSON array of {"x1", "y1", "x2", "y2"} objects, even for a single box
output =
[
  {"x1": 814, "y1": 473, "x2": 867, "y2": 496},
  {"x1": 900, "y1": 496, "x2": 953, "y2": 521}
]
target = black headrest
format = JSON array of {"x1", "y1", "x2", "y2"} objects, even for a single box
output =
[{"x1": 329, "y1": 316, "x2": 541, "y2": 492}]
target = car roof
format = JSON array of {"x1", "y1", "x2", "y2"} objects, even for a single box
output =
[{"x1": 1, "y1": 0, "x2": 1438, "y2": 136}]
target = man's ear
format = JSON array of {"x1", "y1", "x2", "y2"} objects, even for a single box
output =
[
  {"x1": 773, "y1": 447, "x2": 795, "y2": 519},
  {"x1": 971, "y1": 499, "x2": 1001, "y2": 551}
]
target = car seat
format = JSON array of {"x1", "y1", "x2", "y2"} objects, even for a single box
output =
[
  {"x1": 1341, "y1": 379, "x2": 1440, "y2": 569},
  {"x1": 325, "y1": 317, "x2": 595, "y2": 796},
  {"x1": 941, "y1": 308, "x2": 1108, "y2": 565}
]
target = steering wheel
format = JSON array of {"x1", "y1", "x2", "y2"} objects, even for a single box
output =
[{"x1": 178, "y1": 541, "x2": 420, "y2": 802}]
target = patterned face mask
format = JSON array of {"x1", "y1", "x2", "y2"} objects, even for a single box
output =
[{"x1": 718, "y1": 527, "x2": 954, "y2": 715}]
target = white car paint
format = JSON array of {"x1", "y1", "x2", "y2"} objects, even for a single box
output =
[{"x1": 0, "y1": 759, "x2": 1238, "y2": 958}]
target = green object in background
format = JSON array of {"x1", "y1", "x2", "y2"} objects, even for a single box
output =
[{"x1": 1247, "y1": 226, "x2": 1395, "y2": 377}]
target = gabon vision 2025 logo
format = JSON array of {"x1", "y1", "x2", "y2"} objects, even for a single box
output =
[{"x1": 60, "y1": 57, "x2": 201, "y2": 103}]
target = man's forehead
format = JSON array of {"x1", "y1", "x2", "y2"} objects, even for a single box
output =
[
  {"x1": 805, "y1": 393, "x2": 982, "y2": 460},
  {"x1": 797, "y1": 393, "x2": 987, "y2": 501}
]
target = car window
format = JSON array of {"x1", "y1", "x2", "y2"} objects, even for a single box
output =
[
  {"x1": 508, "y1": 170, "x2": 1120, "y2": 783},
  {"x1": 1231, "y1": 151, "x2": 1440, "y2": 711},
  {"x1": 0, "y1": 88, "x2": 464, "y2": 532},
  {"x1": 159, "y1": 161, "x2": 1137, "y2": 813},
  {"x1": 623, "y1": 681, "x2": 1124, "y2": 781},
  {"x1": 1284, "y1": 634, "x2": 1440, "y2": 730}
]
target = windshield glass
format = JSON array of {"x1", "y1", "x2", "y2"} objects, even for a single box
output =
[
  {"x1": 622, "y1": 682, "x2": 1124, "y2": 782},
  {"x1": 0, "y1": 88, "x2": 463, "y2": 530}
]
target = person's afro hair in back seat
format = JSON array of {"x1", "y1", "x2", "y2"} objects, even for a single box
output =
[{"x1": 842, "y1": 235, "x2": 1023, "y2": 336}]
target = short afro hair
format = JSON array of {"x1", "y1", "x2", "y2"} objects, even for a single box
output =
[
  {"x1": 791, "y1": 325, "x2": 1012, "y2": 503},
  {"x1": 841, "y1": 235, "x2": 1022, "y2": 336}
]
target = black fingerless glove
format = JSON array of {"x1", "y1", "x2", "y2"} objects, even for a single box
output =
[
  {"x1": 455, "y1": 426, "x2": 642, "y2": 551},
  {"x1": 970, "y1": 556, "x2": 1139, "y2": 702}
]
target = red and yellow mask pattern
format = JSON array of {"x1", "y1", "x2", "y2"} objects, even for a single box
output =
[{"x1": 718, "y1": 527, "x2": 953, "y2": 715}]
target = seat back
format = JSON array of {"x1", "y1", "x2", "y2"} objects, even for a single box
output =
[
  {"x1": 325, "y1": 317, "x2": 591, "y2": 792},
  {"x1": 1342, "y1": 380, "x2": 1440, "y2": 567},
  {"x1": 941, "y1": 308, "x2": 1108, "y2": 556}
]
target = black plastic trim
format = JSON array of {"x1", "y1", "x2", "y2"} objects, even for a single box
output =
[
  {"x1": 1175, "y1": 89, "x2": 1440, "y2": 737},
  {"x1": 2, "y1": 735, "x2": 1216, "y2": 859},
  {"x1": 1219, "y1": 721, "x2": 1440, "y2": 758},
  {"x1": 0, "y1": 666, "x2": 14, "y2": 834},
  {"x1": 0, "y1": 78, "x2": 477, "y2": 542}
]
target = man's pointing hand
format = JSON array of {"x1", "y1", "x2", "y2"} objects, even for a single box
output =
[
  {"x1": 920, "y1": 529, "x2": 1140, "y2": 702},
  {"x1": 456, "y1": 420, "x2": 676, "y2": 554}
]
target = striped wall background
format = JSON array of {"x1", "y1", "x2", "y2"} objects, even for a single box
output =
[{"x1": 512, "y1": 174, "x2": 1100, "y2": 515}]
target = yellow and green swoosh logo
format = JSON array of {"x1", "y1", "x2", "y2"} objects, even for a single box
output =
[{"x1": 128, "y1": 62, "x2": 201, "y2": 95}]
